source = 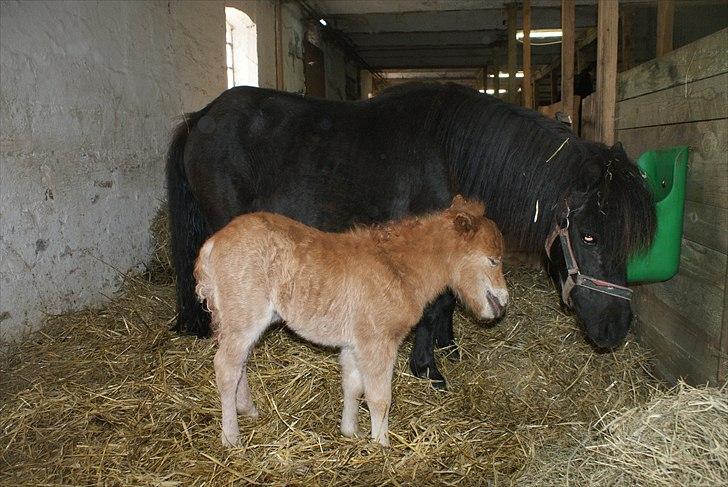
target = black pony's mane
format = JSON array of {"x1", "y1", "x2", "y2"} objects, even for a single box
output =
[{"x1": 377, "y1": 82, "x2": 656, "y2": 261}]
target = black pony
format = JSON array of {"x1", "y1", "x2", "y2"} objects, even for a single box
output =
[{"x1": 166, "y1": 82, "x2": 655, "y2": 388}]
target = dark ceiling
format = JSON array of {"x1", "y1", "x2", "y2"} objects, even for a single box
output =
[{"x1": 309, "y1": 0, "x2": 600, "y2": 70}]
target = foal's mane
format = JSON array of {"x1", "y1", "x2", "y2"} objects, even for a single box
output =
[{"x1": 376, "y1": 83, "x2": 656, "y2": 261}]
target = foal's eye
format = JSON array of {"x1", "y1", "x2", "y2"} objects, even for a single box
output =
[
  {"x1": 582, "y1": 233, "x2": 597, "y2": 245},
  {"x1": 487, "y1": 258, "x2": 500, "y2": 267}
]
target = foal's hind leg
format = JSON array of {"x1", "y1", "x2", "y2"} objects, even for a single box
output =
[
  {"x1": 215, "y1": 308, "x2": 273, "y2": 447},
  {"x1": 214, "y1": 340, "x2": 246, "y2": 447},
  {"x1": 357, "y1": 340, "x2": 397, "y2": 446},
  {"x1": 236, "y1": 367, "x2": 258, "y2": 418},
  {"x1": 340, "y1": 346, "x2": 364, "y2": 438}
]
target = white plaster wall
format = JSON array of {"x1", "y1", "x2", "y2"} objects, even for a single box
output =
[
  {"x1": 0, "y1": 0, "x2": 226, "y2": 342},
  {"x1": 226, "y1": 1, "x2": 305, "y2": 92},
  {"x1": 282, "y1": 2, "x2": 306, "y2": 93}
]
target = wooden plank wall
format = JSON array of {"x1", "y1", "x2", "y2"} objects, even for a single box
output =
[{"x1": 615, "y1": 28, "x2": 728, "y2": 385}]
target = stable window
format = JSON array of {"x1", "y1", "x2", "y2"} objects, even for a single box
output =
[{"x1": 225, "y1": 7, "x2": 258, "y2": 88}]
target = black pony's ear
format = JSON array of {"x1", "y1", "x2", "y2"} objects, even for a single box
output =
[
  {"x1": 611, "y1": 141, "x2": 625, "y2": 154},
  {"x1": 576, "y1": 160, "x2": 602, "y2": 191}
]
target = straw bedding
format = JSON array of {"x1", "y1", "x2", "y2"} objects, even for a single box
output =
[
  {"x1": 518, "y1": 381, "x2": 728, "y2": 486},
  {"x1": 1, "y1": 208, "x2": 724, "y2": 485}
]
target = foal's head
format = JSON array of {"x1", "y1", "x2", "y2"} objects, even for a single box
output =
[{"x1": 446, "y1": 195, "x2": 508, "y2": 320}]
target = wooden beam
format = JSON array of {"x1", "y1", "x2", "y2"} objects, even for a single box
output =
[
  {"x1": 657, "y1": 0, "x2": 675, "y2": 57},
  {"x1": 533, "y1": 27, "x2": 596, "y2": 82},
  {"x1": 561, "y1": 0, "x2": 575, "y2": 119},
  {"x1": 275, "y1": 0, "x2": 284, "y2": 90},
  {"x1": 522, "y1": 0, "x2": 533, "y2": 108},
  {"x1": 596, "y1": 0, "x2": 618, "y2": 145},
  {"x1": 506, "y1": 3, "x2": 518, "y2": 103}
]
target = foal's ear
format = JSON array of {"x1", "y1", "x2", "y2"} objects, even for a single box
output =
[
  {"x1": 453, "y1": 212, "x2": 477, "y2": 236},
  {"x1": 449, "y1": 194, "x2": 486, "y2": 216},
  {"x1": 470, "y1": 199, "x2": 486, "y2": 217},
  {"x1": 450, "y1": 194, "x2": 467, "y2": 210}
]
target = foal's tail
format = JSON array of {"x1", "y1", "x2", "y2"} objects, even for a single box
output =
[
  {"x1": 166, "y1": 107, "x2": 212, "y2": 337},
  {"x1": 193, "y1": 238, "x2": 219, "y2": 337}
]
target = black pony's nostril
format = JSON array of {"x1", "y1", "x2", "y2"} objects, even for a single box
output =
[{"x1": 486, "y1": 291, "x2": 504, "y2": 316}]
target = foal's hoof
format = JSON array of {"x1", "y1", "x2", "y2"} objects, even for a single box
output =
[
  {"x1": 236, "y1": 403, "x2": 259, "y2": 418},
  {"x1": 341, "y1": 425, "x2": 360, "y2": 438},
  {"x1": 221, "y1": 431, "x2": 239, "y2": 448}
]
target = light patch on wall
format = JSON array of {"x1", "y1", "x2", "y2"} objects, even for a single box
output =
[{"x1": 225, "y1": 7, "x2": 258, "y2": 88}]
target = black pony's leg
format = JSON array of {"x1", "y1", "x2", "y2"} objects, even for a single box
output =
[
  {"x1": 409, "y1": 292, "x2": 457, "y2": 390},
  {"x1": 433, "y1": 291, "x2": 459, "y2": 360}
]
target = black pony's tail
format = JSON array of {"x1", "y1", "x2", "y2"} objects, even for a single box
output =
[{"x1": 166, "y1": 108, "x2": 212, "y2": 337}]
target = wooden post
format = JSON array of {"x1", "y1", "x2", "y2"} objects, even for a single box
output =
[
  {"x1": 360, "y1": 70, "x2": 372, "y2": 100},
  {"x1": 275, "y1": 0, "x2": 284, "y2": 90},
  {"x1": 494, "y1": 64, "x2": 501, "y2": 97},
  {"x1": 620, "y1": 4, "x2": 635, "y2": 71},
  {"x1": 561, "y1": 0, "x2": 575, "y2": 120},
  {"x1": 596, "y1": 0, "x2": 618, "y2": 145},
  {"x1": 719, "y1": 263, "x2": 728, "y2": 384},
  {"x1": 522, "y1": 0, "x2": 533, "y2": 108},
  {"x1": 507, "y1": 3, "x2": 518, "y2": 103},
  {"x1": 549, "y1": 69, "x2": 557, "y2": 104},
  {"x1": 657, "y1": 0, "x2": 674, "y2": 57}
]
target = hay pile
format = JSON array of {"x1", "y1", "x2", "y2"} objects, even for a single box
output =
[
  {"x1": 0, "y1": 207, "x2": 690, "y2": 485},
  {"x1": 518, "y1": 382, "x2": 728, "y2": 486}
]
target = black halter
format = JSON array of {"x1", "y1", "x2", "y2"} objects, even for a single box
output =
[{"x1": 544, "y1": 207, "x2": 633, "y2": 307}]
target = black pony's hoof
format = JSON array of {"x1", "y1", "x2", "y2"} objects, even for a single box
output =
[
  {"x1": 430, "y1": 377, "x2": 448, "y2": 390},
  {"x1": 170, "y1": 318, "x2": 183, "y2": 333},
  {"x1": 409, "y1": 359, "x2": 448, "y2": 390},
  {"x1": 173, "y1": 317, "x2": 212, "y2": 338},
  {"x1": 438, "y1": 344, "x2": 461, "y2": 362}
]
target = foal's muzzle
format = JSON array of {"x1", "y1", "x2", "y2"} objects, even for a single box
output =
[{"x1": 486, "y1": 291, "x2": 506, "y2": 317}]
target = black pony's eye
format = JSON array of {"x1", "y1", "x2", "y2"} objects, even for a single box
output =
[{"x1": 582, "y1": 233, "x2": 597, "y2": 245}]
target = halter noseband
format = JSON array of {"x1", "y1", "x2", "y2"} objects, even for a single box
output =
[{"x1": 544, "y1": 207, "x2": 633, "y2": 306}]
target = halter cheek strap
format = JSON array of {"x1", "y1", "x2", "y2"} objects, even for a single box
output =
[{"x1": 544, "y1": 211, "x2": 633, "y2": 306}]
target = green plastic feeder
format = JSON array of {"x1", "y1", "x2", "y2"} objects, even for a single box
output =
[{"x1": 627, "y1": 146, "x2": 689, "y2": 283}]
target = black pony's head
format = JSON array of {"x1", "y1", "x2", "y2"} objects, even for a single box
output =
[
  {"x1": 397, "y1": 82, "x2": 657, "y2": 348},
  {"x1": 545, "y1": 142, "x2": 656, "y2": 348}
]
